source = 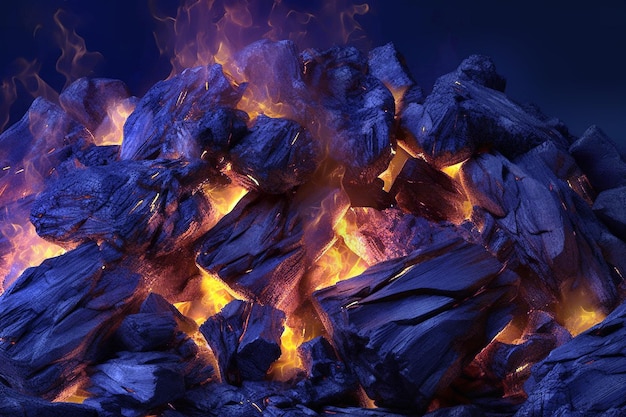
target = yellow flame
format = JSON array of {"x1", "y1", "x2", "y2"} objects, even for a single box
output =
[
  {"x1": 201, "y1": 181, "x2": 248, "y2": 218},
  {"x1": 563, "y1": 305, "x2": 605, "y2": 337},
  {"x1": 378, "y1": 146, "x2": 410, "y2": 191},
  {"x1": 441, "y1": 160, "x2": 466, "y2": 179},
  {"x1": 268, "y1": 322, "x2": 307, "y2": 381},
  {"x1": 92, "y1": 99, "x2": 136, "y2": 146}
]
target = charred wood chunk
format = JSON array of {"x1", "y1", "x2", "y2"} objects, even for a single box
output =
[
  {"x1": 302, "y1": 46, "x2": 394, "y2": 184},
  {"x1": 116, "y1": 312, "x2": 178, "y2": 353},
  {"x1": 516, "y1": 300, "x2": 626, "y2": 416},
  {"x1": 85, "y1": 351, "x2": 187, "y2": 416},
  {"x1": 199, "y1": 300, "x2": 285, "y2": 384},
  {"x1": 0, "y1": 242, "x2": 141, "y2": 399},
  {"x1": 390, "y1": 157, "x2": 469, "y2": 223},
  {"x1": 314, "y1": 238, "x2": 519, "y2": 412},
  {"x1": 231, "y1": 39, "x2": 309, "y2": 120},
  {"x1": 31, "y1": 159, "x2": 216, "y2": 257},
  {"x1": 322, "y1": 406, "x2": 419, "y2": 416},
  {"x1": 342, "y1": 178, "x2": 394, "y2": 210},
  {"x1": 593, "y1": 186, "x2": 626, "y2": 241},
  {"x1": 197, "y1": 187, "x2": 349, "y2": 310},
  {"x1": 569, "y1": 125, "x2": 626, "y2": 193},
  {"x1": 0, "y1": 383, "x2": 98, "y2": 417},
  {"x1": 399, "y1": 55, "x2": 567, "y2": 167},
  {"x1": 461, "y1": 150, "x2": 619, "y2": 311},
  {"x1": 72, "y1": 144, "x2": 120, "y2": 167},
  {"x1": 344, "y1": 207, "x2": 462, "y2": 265},
  {"x1": 59, "y1": 77, "x2": 131, "y2": 132},
  {"x1": 367, "y1": 42, "x2": 418, "y2": 106},
  {"x1": 230, "y1": 116, "x2": 321, "y2": 194},
  {"x1": 0, "y1": 97, "x2": 91, "y2": 204},
  {"x1": 120, "y1": 64, "x2": 246, "y2": 161}
]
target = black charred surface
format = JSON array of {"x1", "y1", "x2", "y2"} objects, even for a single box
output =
[
  {"x1": 230, "y1": 115, "x2": 321, "y2": 194},
  {"x1": 399, "y1": 55, "x2": 568, "y2": 167},
  {"x1": 59, "y1": 77, "x2": 131, "y2": 132},
  {"x1": 120, "y1": 64, "x2": 246, "y2": 161},
  {"x1": 461, "y1": 147, "x2": 620, "y2": 311},
  {"x1": 390, "y1": 157, "x2": 469, "y2": 223},
  {"x1": 342, "y1": 178, "x2": 394, "y2": 209},
  {"x1": 367, "y1": 42, "x2": 418, "y2": 105},
  {"x1": 199, "y1": 300, "x2": 284, "y2": 384},
  {"x1": 569, "y1": 125, "x2": 626, "y2": 193},
  {"x1": 31, "y1": 159, "x2": 215, "y2": 257},
  {"x1": 593, "y1": 186, "x2": 626, "y2": 241},
  {"x1": 314, "y1": 238, "x2": 519, "y2": 412},
  {"x1": 196, "y1": 187, "x2": 349, "y2": 309},
  {"x1": 86, "y1": 292, "x2": 213, "y2": 417},
  {"x1": 0, "y1": 242, "x2": 142, "y2": 399},
  {"x1": 0, "y1": 383, "x2": 98, "y2": 417},
  {"x1": 302, "y1": 46, "x2": 394, "y2": 184},
  {"x1": 516, "y1": 300, "x2": 626, "y2": 416}
]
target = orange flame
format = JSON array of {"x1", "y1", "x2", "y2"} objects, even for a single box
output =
[{"x1": 92, "y1": 99, "x2": 136, "y2": 146}]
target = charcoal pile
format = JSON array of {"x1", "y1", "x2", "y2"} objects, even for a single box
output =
[{"x1": 1, "y1": 37, "x2": 626, "y2": 417}]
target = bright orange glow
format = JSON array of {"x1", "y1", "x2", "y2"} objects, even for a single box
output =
[
  {"x1": 563, "y1": 305, "x2": 605, "y2": 337},
  {"x1": 441, "y1": 160, "x2": 466, "y2": 179},
  {"x1": 1, "y1": 221, "x2": 65, "y2": 292},
  {"x1": 378, "y1": 146, "x2": 410, "y2": 191},
  {"x1": 201, "y1": 181, "x2": 248, "y2": 218},
  {"x1": 268, "y1": 322, "x2": 307, "y2": 381},
  {"x1": 442, "y1": 159, "x2": 474, "y2": 222},
  {"x1": 92, "y1": 99, "x2": 136, "y2": 146}
]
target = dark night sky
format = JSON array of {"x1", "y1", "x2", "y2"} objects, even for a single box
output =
[{"x1": 1, "y1": 0, "x2": 625, "y2": 152}]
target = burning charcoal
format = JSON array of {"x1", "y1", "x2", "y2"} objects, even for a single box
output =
[
  {"x1": 85, "y1": 351, "x2": 187, "y2": 416},
  {"x1": 59, "y1": 77, "x2": 131, "y2": 132},
  {"x1": 569, "y1": 125, "x2": 626, "y2": 193},
  {"x1": 31, "y1": 159, "x2": 217, "y2": 257},
  {"x1": 120, "y1": 64, "x2": 246, "y2": 161},
  {"x1": 342, "y1": 178, "x2": 394, "y2": 209},
  {"x1": 593, "y1": 186, "x2": 626, "y2": 241},
  {"x1": 343, "y1": 207, "x2": 462, "y2": 265},
  {"x1": 367, "y1": 42, "x2": 419, "y2": 108},
  {"x1": 200, "y1": 300, "x2": 285, "y2": 384},
  {"x1": 314, "y1": 238, "x2": 519, "y2": 412},
  {"x1": 422, "y1": 405, "x2": 489, "y2": 417},
  {"x1": 230, "y1": 39, "x2": 309, "y2": 120},
  {"x1": 0, "y1": 97, "x2": 91, "y2": 204},
  {"x1": 294, "y1": 336, "x2": 359, "y2": 407},
  {"x1": 73, "y1": 144, "x2": 120, "y2": 167},
  {"x1": 322, "y1": 406, "x2": 417, "y2": 416},
  {"x1": 302, "y1": 45, "x2": 395, "y2": 184},
  {"x1": 196, "y1": 187, "x2": 349, "y2": 310},
  {"x1": 116, "y1": 312, "x2": 178, "y2": 352},
  {"x1": 461, "y1": 150, "x2": 619, "y2": 311},
  {"x1": 516, "y1": 300, "x2": 626, "y2": 416},
  {"x1": 0, "y1": 242, "x2": 142, "y2": 399},
  {"x1": 0, "y1": 383, "x2": 98, "y2": 417},
  {"x1": 389, "y1": 157, "x2": 470, "y2": 223},
  {"x1": 399, "y1": 55, "x2": 568, "y2": 167},
  {"x1": 230, "y1": 116, "x2": 321, "y2": 194}
]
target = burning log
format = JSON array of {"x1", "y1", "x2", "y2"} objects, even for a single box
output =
[
  {"x1": 0, "y1": 383, "x2": 98, "y2": 417},
  {"x1": 31, "y1": 158, "x2": 217, "y2": 257},
  {"x1": 314, "y1": 238, "x2": 519, "y2": 412},
  {"x1": 399, "y1": 55, "x2": 568, "y2": 167},
  {"x1": 569, "y1": 125, "x2": 626, "y2": 193},
  {"x1": 460, "y1": 147, "x2": 620, "y2": 311},
  {"x1": 85, "y1": 292, "x2": 213, "y2": 417},
  {"x1": 230, "y1": 115, "x2": 322, "y2": 194},
  {"x1": 389, "y1": 157, "x2": 470, "y2": 223},
  {"x1": 199, "y1": 300, "x2": 285, "y2": 384},
  {"x1": 59, "y1": 77, "x2": 131, "y2": 133},
  {"x1": 196, "y1": 186, "x2": 349, "y2": 310},
  {"x1": 0, "y1": 242, "x2": 142, "y2": 399},
  {"x1": 120, "y1": 64, "x2": 246, "y2": 161},
  {"x1": 516, "y1": 299, "x2": 626, "y2": 416}
]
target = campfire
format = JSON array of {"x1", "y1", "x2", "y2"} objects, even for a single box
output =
[{"x1": 2, "y1": 2, "x2": 626, "y2": 417}]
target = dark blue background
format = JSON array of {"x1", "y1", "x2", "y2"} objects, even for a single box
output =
[{"x1": 1, "y1": 0, "x2": 625, "y2": 151}]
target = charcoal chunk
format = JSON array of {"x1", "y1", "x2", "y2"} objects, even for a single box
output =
[
  {"x1": 368, "y1": 42, "x2": 418, "y2": 108},
  {"x1": 31, "y1": 159, "x2": 216, "y2": 256},
  {"x1": 199, "y1": 300, "x2": 285, "y2": 384},
  {"x1": 0, "y1": 383, "x2": 98, "y2": 417},
  {"x1": 0, "y1": 242, "x2": 142, "y2": 399},
  {"x1": 120, "y1": 64, "x2": 246, "y2": 161},
  {"x1": 390, "y1": 157, "x2": 469, "y2": 223},
  {"x1": 314, "y1": 238, "x2": 519, "y2": 412},
  {"x1": 399, "y1": 55, "x2": 568, "y2": 167},
  {"x1": 569, "y1": 125, "x2": 626, "y2": 192},
  {"x1": 59, "y1": 77, "x2": 131, "y2": 132},
  {"x1": 593, "y1": 186, "x2": 626, "y2": 240},
  {"x1": 230, "y1": 116, "x2": 321, "y2": 194}
]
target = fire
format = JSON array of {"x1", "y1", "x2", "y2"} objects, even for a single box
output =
[
  {"x1": 379, "y1": 146, "x2": 410, "y2": 191},
  {"x1": 201, "y1": 180, "x2": 248, "y2": 218},
  {"x1": 92, "y1": 99, "x2": 136, "y2": 146},
  {"x1": 268, "y1": 322, "x2": 307, "y2": 381},
  {"x1": 562, "y1": 305, "x2": 605, "y2": 337}
]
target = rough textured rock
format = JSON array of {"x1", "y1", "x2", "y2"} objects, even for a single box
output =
[
  {"x1": 593, "y1": 186, "x2": 626, "y2": 241},
  {"x1": 399, "y1": 55, "x2": 568, "y2": 166},
  {"x1": 314, "y1": 238, "x2": 519, "y2": 412},
  {"x1": 0, "y1": 242, "x2": 142, "y2": 399},
  {"x1": 120, "y1": 64, "x2": 246, "y2": 161}
]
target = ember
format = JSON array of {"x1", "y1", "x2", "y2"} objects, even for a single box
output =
[{"x1": 2, "y1": 1, "x2": 626, "y2": 416}]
